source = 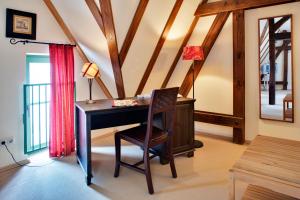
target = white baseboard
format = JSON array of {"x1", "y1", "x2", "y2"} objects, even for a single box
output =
[{"x1": 0, "y1": 159, "x2": 30, "y2": 174}]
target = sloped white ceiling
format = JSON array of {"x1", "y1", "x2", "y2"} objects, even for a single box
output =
[
  {"x1": 143, "y1": 0, "x2": 202, "y2": 94},
  {"x1": 52, "y1": 0, "x2": 118, "y2": 97},
  {"x1": 50, "y1": 0, "x2": 233, "y2": 116},
  {"x1": 121, "y1": 0, "x2": 176, "y2": 96},
  {"x1": 110, "y1": 0, "x2": 140, "y2": 50}
]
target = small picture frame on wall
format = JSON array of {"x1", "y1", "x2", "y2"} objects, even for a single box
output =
[{"x1": 6, "y1": 8, "x2": 37, "y2": 40}]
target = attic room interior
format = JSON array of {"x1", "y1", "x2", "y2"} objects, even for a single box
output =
[{"x1": 0, "y1": 0, "x2": 300, "y2": 199}]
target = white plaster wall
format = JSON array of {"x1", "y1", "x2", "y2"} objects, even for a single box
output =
[
  {"x1": 122, "y1": 0, "x2": 175, "y2": 96},
  {"x1": 0, "y1": 0, "x2": 85, "y2": 168},
  {"x1": 245, "y1": 2, "x2": 300, "y2": 141},
  {"x1": 168, "y1": 15, "x2": 216, "y2": 88},
  {"x1": 143, "y1": 0, "x2": 201, "y2": 94},
  {"x1": 111, "y1": 0, "x2": 140, "y2": 51}
]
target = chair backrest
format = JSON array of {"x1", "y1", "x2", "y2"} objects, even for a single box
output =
[{"x1": 145, "y1": 87, "x2": 179, "y2": 146}]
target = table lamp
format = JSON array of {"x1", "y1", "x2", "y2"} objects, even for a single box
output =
[
  {"x1": 182, "y1": 46, "x2": 204, "y2": 99},
  {"x1": 81, "y1": 63, "x2": 100, "y2": 104},
  {"x1": 182, "y1": 46, "x2": 204, "y2": 149}
]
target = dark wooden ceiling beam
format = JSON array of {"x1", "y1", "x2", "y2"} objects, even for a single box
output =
[
  {"x1": 100, "y1": 0, "x2": 125, "y2": 98},
  {"x1": 194, "y1": 0, "x2": 300, "y2": 16},
  {"x1": 161, "y1": 0, "x2": 208, "y2": 89},
  {"x1": 179, "y1": 12, "x2": 230, "y2": 97},
  {"x1": 274, "y1": 15, "x2": 290, "y2": 31},
  {"x1": 43, "y1": 0, "x2": 112, "y2": 98},
  {"x1": 260, "y1": 22, "x2": 269, "y2": 46},
  {"x1": 85, "y1": 0, "x2": 105, "y2": 35},
  {"x1": 119, "y1": 0, "x2": 149, "y2": 67},
  {"x1": 274, "y1": 31, "x2": 291, "y2": 40},
  {"x1": 275, "y1": 40, "x2": 291, "y2": 58},
  {"x1": 135, "y1": 0, "x2": 184, "y2": 96}
]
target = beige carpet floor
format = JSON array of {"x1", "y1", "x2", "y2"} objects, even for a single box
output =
[{"x1": 0, "y1": 135, "x2": 247, "y2": 200}]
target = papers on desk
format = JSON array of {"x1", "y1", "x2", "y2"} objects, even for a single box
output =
[
  {"x1": 112, "y1": 99, "x2": 138, "y2": 107},
  {"x1": 137, "y1": 93, "x2": 183, "y2": 100}
]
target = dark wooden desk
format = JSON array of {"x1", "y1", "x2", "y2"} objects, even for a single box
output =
[{"x1": 75, "y1": 97, "x2": 195, "y2": 185}]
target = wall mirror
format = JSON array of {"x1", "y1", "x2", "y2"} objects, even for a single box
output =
[{"x1": 259, "y1": 14, "x2": 294, "y2": 122}]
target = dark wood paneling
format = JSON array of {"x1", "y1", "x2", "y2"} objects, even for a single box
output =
[
  {"x1": 43, "y1": 0, "x2": 112, "y2": 98},
  {"x1": 100, "y1": 0, "x2": 125, "y2": 98},
  {"x1": 135, "y1": 0, "x2": 184, "y2": 96},
  {"x1": 161, "y1": 0, "x2": 208, "y2": 89},
  {"x1": 194, "y1": 111, "x2": 244, "y2": 128},
  {"x1": 179, "y1": 12, "x2": 230, "y2": 97},
  {"x1": 85, "y1": 0, "x2": 105, "y2": 35},
  {"x1": 233, "y1": 10, "x2": 245, "y2": 144},
  {"x1": 119, "y1": 0, "x2": 149, "y2": 67},
  {"x1": 194, "y1": 0, "x2": 299, "y2": 16}
]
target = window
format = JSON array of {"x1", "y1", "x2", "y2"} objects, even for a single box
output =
[{"x1": 24, "y1": 55, "x2": 50, "y2": 154}]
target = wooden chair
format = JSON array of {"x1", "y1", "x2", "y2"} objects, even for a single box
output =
[{"x1": 114, "y1": 87, "x2": 179, "y2": 194}]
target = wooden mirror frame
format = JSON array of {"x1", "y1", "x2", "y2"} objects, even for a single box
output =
[{"x1": 258, "y1": 14, "x2": 294, "y2": 123}]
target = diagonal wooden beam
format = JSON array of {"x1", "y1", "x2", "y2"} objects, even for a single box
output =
[
  {"x1": 135, "y1": 0, "x2": 184, "y2": 96},
  {"x1": 100, "y1": 0, "x2": 125, "y2": 98},
  {"x1": 260, "y1": 22, "x2": 269, "y2": 46},
  {"x1": 194, "y1": 0, "x2": 300, "y2": 16},
  {"x1": 274, "y1": 15, "x2": 291, "y2": 31},
  {"x1": 161, "y1": 0, "x2": 208, "y2": 89},
  {"x1": 179, "y1": 12, "x2": 230, "y2": 97},
  {"x1": 43, "y1": 0, "x2": 112, "y2": 98},
  {"x1": 119, "y1": 0, "x2": 149, "y2": 67},
  {"x1": 275, "y1": 40, "x2": 291, "y2": 58},
  {"x1": 85, "y1": 0, "x2": 105, "y2": 35}
]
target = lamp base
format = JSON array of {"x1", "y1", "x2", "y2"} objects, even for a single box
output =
[
  {"x1": 86, "y1": 99, "x2": 95, "y2": 104},
  {"x1": 194, "y1": 139, "x2": 204, "y2": 148}
]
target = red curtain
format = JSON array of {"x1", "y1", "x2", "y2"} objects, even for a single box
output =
[{"x1": 49, "y1": 44, "x2": 75, "y2": 157}]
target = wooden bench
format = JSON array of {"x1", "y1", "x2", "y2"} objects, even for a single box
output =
[
  {"x1": 283, "y1": 94, "x2": 293, "y2": 120},
  {"x1": 242, "y1": 185, "x2": 299, "y2": 200},
  {"x1": 229, "y1": 135, "x2": 300, "y2": 199}
]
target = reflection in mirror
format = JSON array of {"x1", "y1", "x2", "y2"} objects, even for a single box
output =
[{"x1": 259, "y1": 15, "x2": 294, "y2": 122}]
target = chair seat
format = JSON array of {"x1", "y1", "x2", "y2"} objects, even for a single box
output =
[{"x1": 116, "y1": 125, "x2": 168, "y2": 147}]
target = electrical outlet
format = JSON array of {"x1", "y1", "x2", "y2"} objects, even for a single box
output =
[{"x1": 0, "y1": 137, "x2": 14, "y2": 145}]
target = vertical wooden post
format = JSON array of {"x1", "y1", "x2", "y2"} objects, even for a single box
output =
[
  {"x1": 233, "y1": 10, "x2": 245, "y2": 144},
  {"x1": 283, "y1": 40, "x2": 288, "y2": 90},
  {"x1": 268, "y1": 18, "x2": 276, "y2": 105}
]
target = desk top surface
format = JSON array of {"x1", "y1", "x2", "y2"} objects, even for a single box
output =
[
  {"x1": 76, "y1": 97, "x2": 194, "y2": 113},
  {"x1": 233, "y1": 135, "x2": 300, "y2": 185}
]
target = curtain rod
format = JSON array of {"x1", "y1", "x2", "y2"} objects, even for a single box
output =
[{"x1": 9, "y1": 38, "x2": 76, "y2": 46}]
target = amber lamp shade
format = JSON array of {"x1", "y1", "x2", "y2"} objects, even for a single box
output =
[{"x1": 81, "y1": 63, "x2": 100, "y2": 104}]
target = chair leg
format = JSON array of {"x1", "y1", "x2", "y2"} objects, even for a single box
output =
[
  {"x1": 167, "y1": 140, "x2": 177, "y2": 178},
  {"x1": 114, "y1": 134, "x2": 121, "y2": 177},
  {"x1": 144, "y1": 150, "x2": 154, "y2": 194}
]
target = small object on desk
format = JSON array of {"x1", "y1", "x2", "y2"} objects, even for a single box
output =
[
  {"x1": 81, "y1": 63, "x2": 100, "y2": 104},
  {"x1": 112, "y1": 99, "x2": 138, "y2": 107}
]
